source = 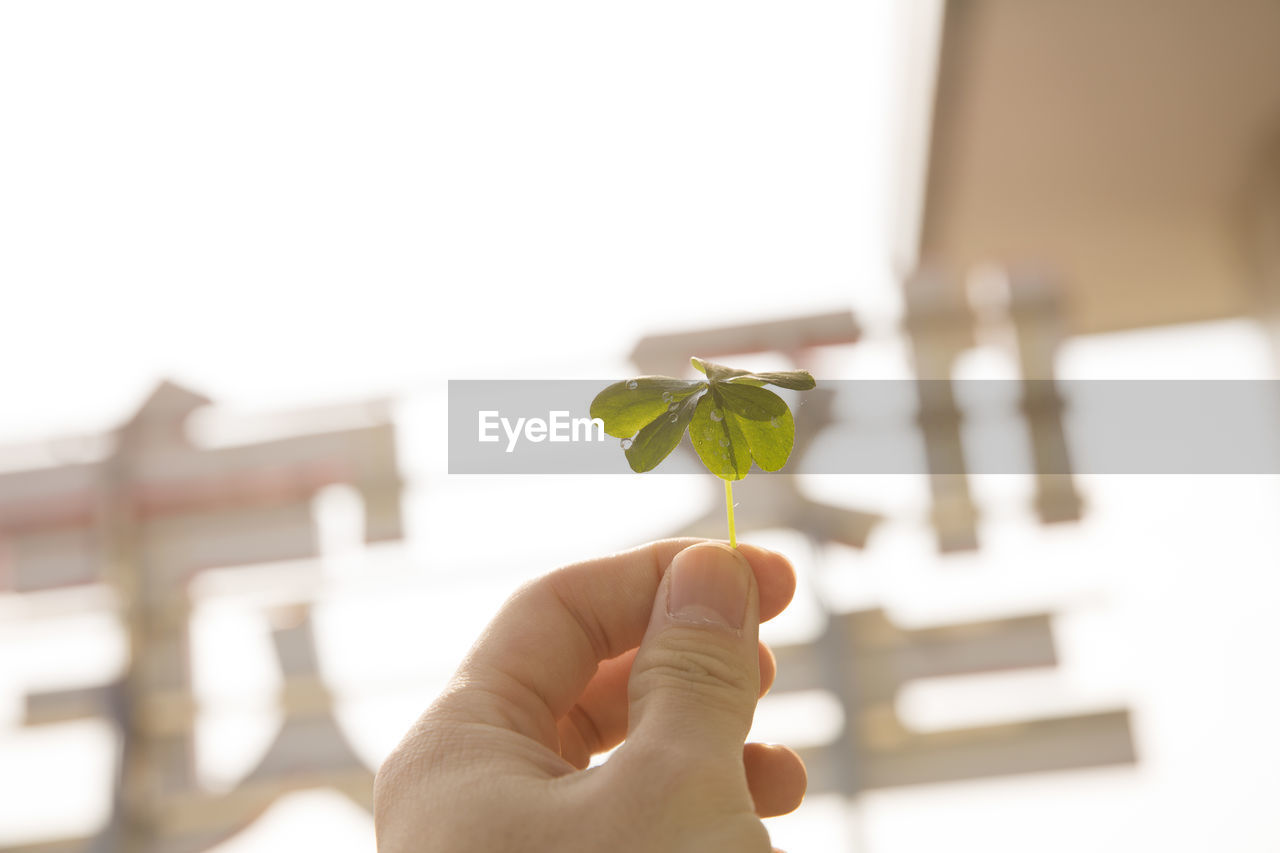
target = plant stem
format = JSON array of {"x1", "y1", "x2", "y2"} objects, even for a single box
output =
[{"x1": 724, "y1": 479, "x2": 737, "y2": 548}]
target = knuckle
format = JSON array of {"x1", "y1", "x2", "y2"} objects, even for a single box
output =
[{"x1": 631, "y1": 641, "x2": 757, "y2": 713}]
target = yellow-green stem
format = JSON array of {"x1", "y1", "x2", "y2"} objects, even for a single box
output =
[{"x1": 724, "y1": 479, "x2": 737, "y2": 548}]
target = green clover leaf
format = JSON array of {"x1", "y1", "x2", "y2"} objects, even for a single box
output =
[
  {"x1": 591, "y1": 357, "x2": 814, "y2": 547},
  {"x1": 590, "y1": 357, "x2": 814, "y2": 479}
]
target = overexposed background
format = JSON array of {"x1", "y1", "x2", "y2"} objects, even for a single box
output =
[{"x1": 3, "y1": 1, "x2": 1280, "y2": 851}]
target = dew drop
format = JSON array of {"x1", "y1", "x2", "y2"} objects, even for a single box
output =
[
  {"x1": 710, "y1": 409, "x2": 724, "y2": 422},
  {"x1": 669, "y1": 414, "x2": 679, "y2": 423},
  {"x1": 660, "y1": 391, "x2": 673, "y2": 402},
  {"x1": 620, "y1": 438, "x2": 633, "y2": 450},
  {"x1": 626, "y1": 380, "x2": 638, "y2": 390},
  {"x1": 770, "y1": 416, "x2": 780, "y2": 428}
]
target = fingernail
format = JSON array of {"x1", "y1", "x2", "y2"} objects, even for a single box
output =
[{"x1": 666, "y1": 543, "x2": 749, "y2": 630}]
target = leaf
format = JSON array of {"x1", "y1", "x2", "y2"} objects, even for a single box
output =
[
  {"x1": 690, "y1": 357, "x2": 753, "y2": 382},
  {"x1": 688, "y1": 391, "x2": 751, "y2": 480},
  {"x1": 591, "y1": 355, "x2": 814, "y2": 481},
  {"x1": 715, "y1": 381, "x2": 788, "y2": 421},
  {"x1": 734, "y1": 409, "x2": 796, "y2": 471},
  {"x1": 590, "y1": 376, "x2": 706, "y2": 438},
  {"x1": 714, "y1": 383, "x2": 797, "y2": 471},
  {"x1": 728, "y1": 370, "x2": 816, "y2": 391},
  {"x1": 692, "y1": 357, "x2": 815, "y2": 390},
  {"x1": 623, "y1": 390, "x2": 704, "y2": 472}
]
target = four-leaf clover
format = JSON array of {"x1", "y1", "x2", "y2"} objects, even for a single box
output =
[{"x1": 591, "y1": 357, "x2": 815, "y2": 478}]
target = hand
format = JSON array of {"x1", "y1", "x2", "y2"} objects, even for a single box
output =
[{"x1": 373, "y1": 539, "x2": 807, "y2": 852}]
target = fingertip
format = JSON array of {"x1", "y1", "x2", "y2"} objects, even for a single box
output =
[
  {"x1": 636, "y1": 539, "x2": 795, "y2": 618},
  {"x1": 735, "y1": 543, "x2": 797, "y2": 623},
  {"x1": 743, "y1": 742, "x2": 807, "y2": 818}
]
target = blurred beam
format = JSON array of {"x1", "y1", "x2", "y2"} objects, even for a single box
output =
[
  {"x1": 769, "y1": 607, "x2": 1135, "y2": 796},
  {"x1": 631, "y1": 310, "x2": 859, "y2": 377}
]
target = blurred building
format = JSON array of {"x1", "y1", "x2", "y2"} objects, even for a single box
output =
[
  {"x1": 918, "y1": 0, "x2": 1280, "y2": 336},
  {"x1": 0, "y1": 385, "x2": 402, "y2": 853}
]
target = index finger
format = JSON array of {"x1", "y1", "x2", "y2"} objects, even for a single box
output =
[{"x1": 437, "y1": 538, "x2": 796, "y2": 753}]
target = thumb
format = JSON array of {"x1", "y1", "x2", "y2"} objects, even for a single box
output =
[{"x1": 625, "y1": 541, "x2": 761, "y2": 764}]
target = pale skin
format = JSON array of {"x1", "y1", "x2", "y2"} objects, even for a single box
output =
[{"x1": 373, "y1": 539, "x2": 808, "y2": 853}]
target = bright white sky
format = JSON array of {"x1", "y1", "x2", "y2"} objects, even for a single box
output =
[
  {"x1": 0, "y1": 0, "x2": 925, "y2": 438},
  {"x1": 3, "y1": 2, "x2": 1280, "y2": 852}
]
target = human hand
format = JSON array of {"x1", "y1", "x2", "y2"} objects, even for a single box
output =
[{"x1": 373, "y1": 539, "x2": 807, "y2": 852}]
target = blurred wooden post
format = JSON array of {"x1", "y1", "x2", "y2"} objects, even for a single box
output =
[
  {"x1": 903, "y1": 269, "x2": 980, "y2": 552},
  {"x1": 1006, "y1": 272, "x2": 1084, "y2": 524}
]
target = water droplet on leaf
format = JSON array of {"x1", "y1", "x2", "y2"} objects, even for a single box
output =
[
  {"x1": 626, "y1": 380, "x2": 638, "y2": 390},
  {"x1": 660, "y1": 391, "x2": 673, "y2": 402},
  {"x1": 620, "y1": 438, "x2": 633, "y2": 450},
  {"x1": 710, "y1": 409, "x2": 723, "y2": 422},
  {"x1": 669, "y1": 414, "x2": 678, "y2": 423}
]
